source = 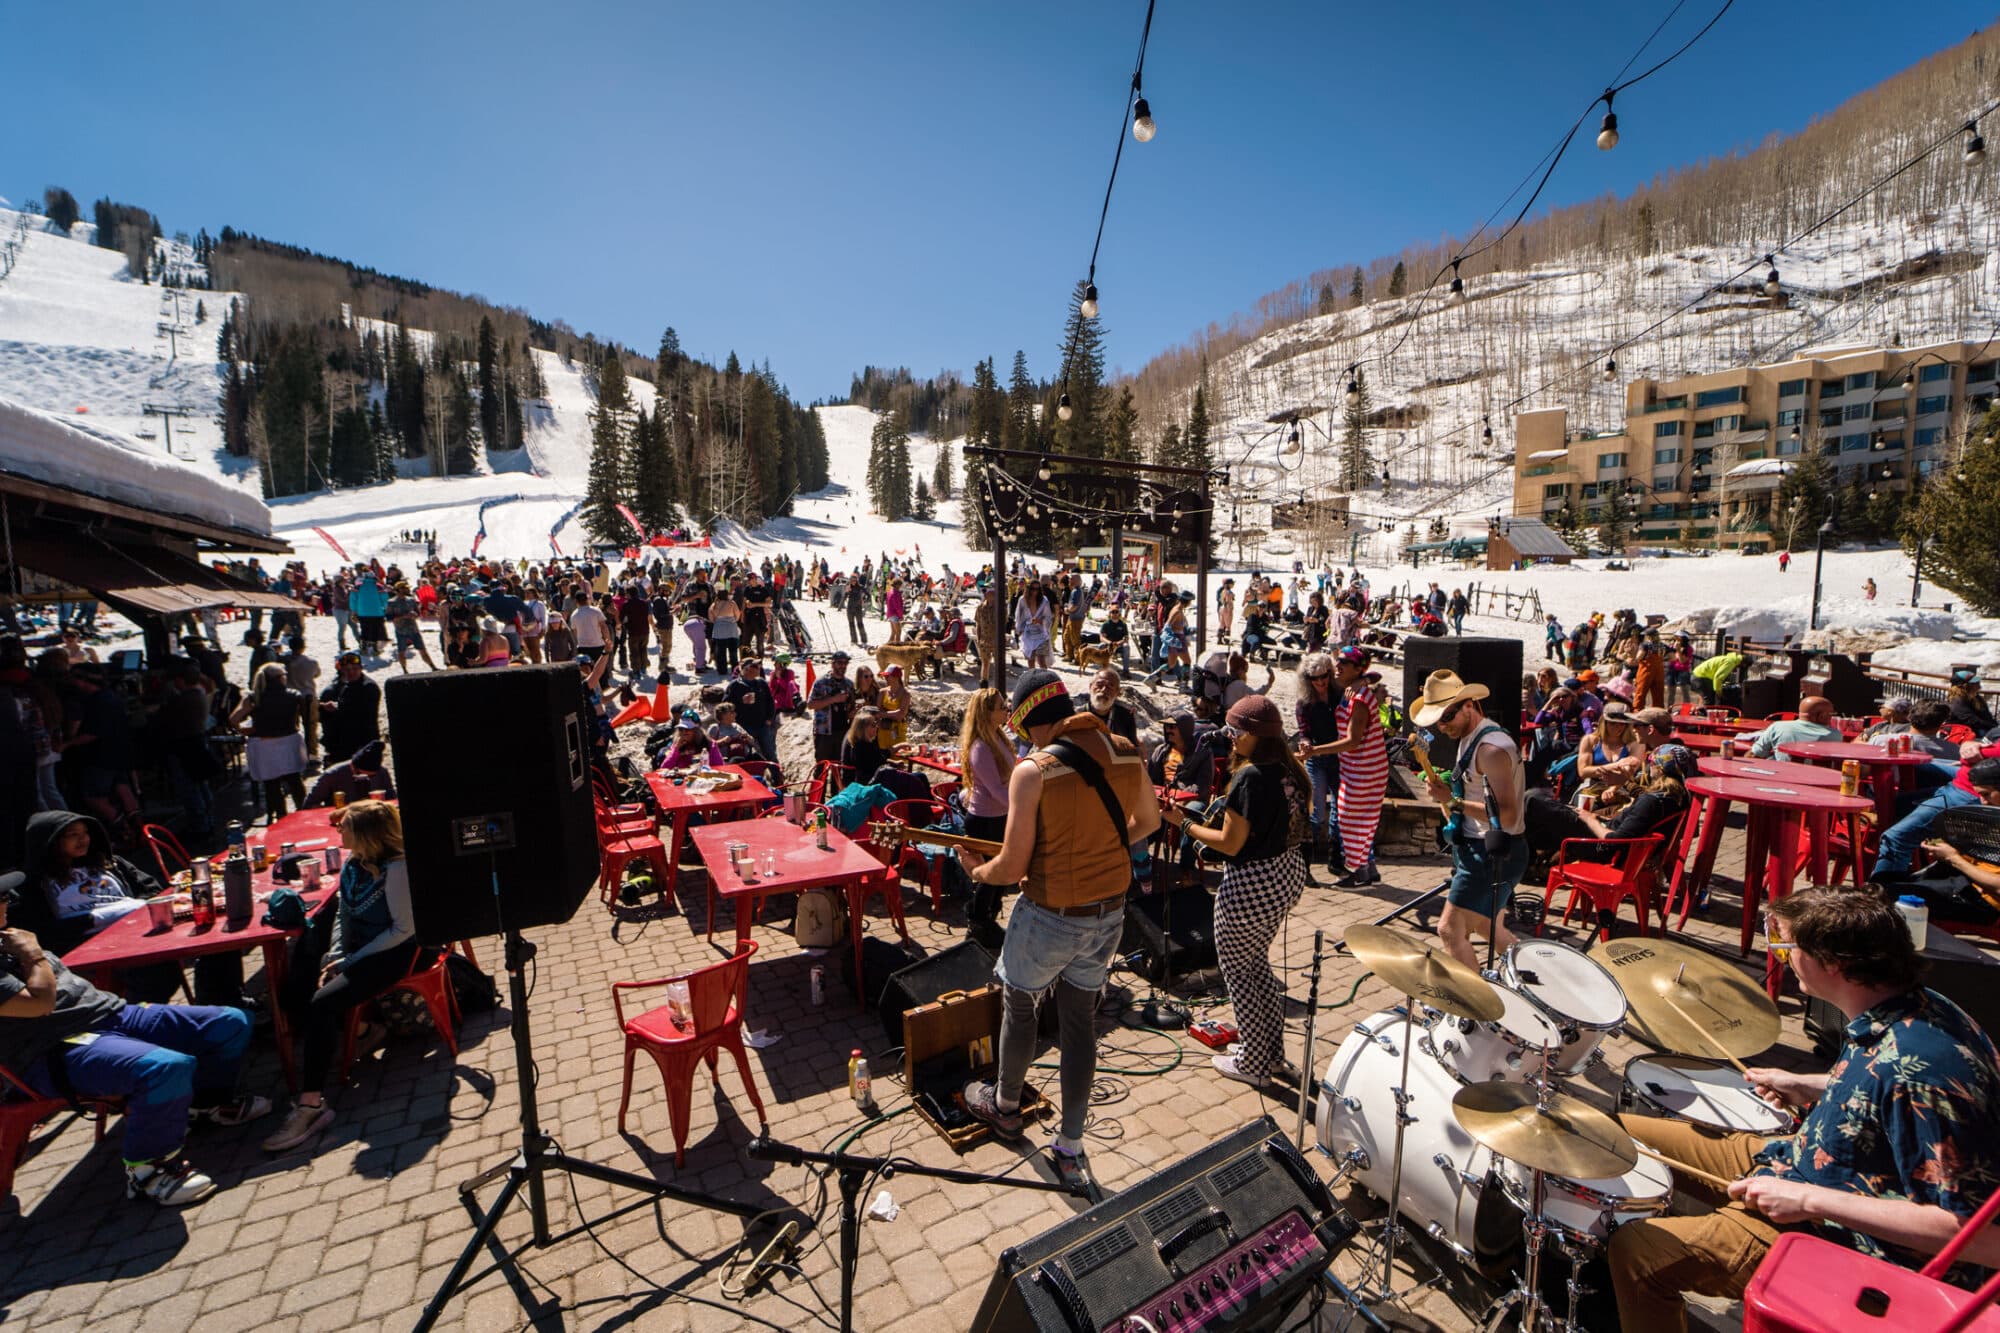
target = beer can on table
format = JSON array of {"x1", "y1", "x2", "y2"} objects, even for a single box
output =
[
  {"x1": 1720, "y1": 736, "x2": 1736, "y2": 758},
  {"x1": 324, "y1": 846, "x2": 344, "y2": 873},
  {"x1": 810, "y1": 964, "x2": 825, "y2": 1006},
  {"x1": 1840, "y1": 760, "x2": 1861, "y2": 797}
]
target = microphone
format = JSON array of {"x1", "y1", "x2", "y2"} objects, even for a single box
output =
[{"x1": 745, "y1": 1134, "x2": 805, "y2": 1166}]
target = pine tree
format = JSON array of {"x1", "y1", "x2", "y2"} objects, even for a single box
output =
[
  {"x1": 475, "y1": 317, "x2": 501, "y2": 450},
  {"x1": 1906, "y1": 409, "x2": 2000, "y2": 614},
  {"x1": 1054, "y1": 279, "x2": 1106, "y2": 458},
  {"x1": 1340, "y1": 368, "x2": 1375, "y2": 490},
  {"x1": 657, "y1": 327, "x2": 683, "y2": 378},
  {"x1": 969, "y1": 356, "x2": 1004, "y2": 446},
  {"x1": 1554, "y1": 496, "x2": 1589, "y2": 553},
  {"x1": 1106, "y1": 385, "x2": 1138, "y2": 462},
  {"x1": 878, "y1": 412, "x2": 914, "y2": 520},
  {"x1": 1156, "y1": 421, "x2": 1183, "y2": 469},
  {"x1": 194, "y1": 299, "x2": 206, "y2": 325},
  {"x1": 1596, "y1": 487, "x2": 1635, "y2": 554},
  {"x1": 583, "y1": 354, "x2": 633, "y2": 542},
  {"x1": 931, "y1": 442, "x2": 954, "y2": 500},
  {"x1": 369, "y1": 400, "x2": 393, "y2": 481},
  {"x1": 631, "y1": 405, "x2": 678, "y2": 533},
  {"x1": 41, "y1": 187, "x2": 78, "y2": 233},
  {"x1": 1184, "y1": 380, "x2": 1213, "y2": 475},
  {"x1": 1842, "y1": 468, "x2": 1875, "y2": 542},
  {"x1": 1004, "y1": 350, "x2": 1037, "y2": 451},
  {"x1": 1388, "y1": 262, "x2": 1407, "y2": 298},
  {"x1": 913, "y1": 476, "x2": 935, "y2": 522},
  {"x1": 1772, "y1": 450, "x2": 1833, "y2": 549},
  {"x1": 1349, "y1": 267, "x2": 1365, "y2": 305}
]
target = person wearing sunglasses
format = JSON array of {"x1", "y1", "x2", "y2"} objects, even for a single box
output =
[
  {"x1": 1412, "y1": 670, "x2": 1526, "y2": 968},
  {"x1": 1609, "y1": 887, "x2": 2000, "y2": 1332}
]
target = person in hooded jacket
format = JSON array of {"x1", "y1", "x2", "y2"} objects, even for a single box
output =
[
  {"x1": 21, "y1": 810, "x2": 242, "y2": 1005},
  {"x1": 1146, "y1": 712, "x2": 1215, "y2": 801}
]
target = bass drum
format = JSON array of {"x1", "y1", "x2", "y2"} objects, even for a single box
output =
[{"x1": 1316, "y1": 1010, "x2": 1520, "y2": 1275}]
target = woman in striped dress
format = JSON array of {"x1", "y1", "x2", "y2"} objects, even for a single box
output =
[{"x1": 1302, "y1": 646, "x2": 1388, "y2": 886}]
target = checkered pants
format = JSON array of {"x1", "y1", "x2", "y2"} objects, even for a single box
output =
[{"x1": 1215, "y1": 849, "x2": 1306, "y2": 1080}]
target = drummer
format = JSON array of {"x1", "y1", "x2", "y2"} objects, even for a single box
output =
[
  {"x1": 1413, "y1": 670, "x2": 1527, "y2": 968},
  {"x1": 1607, "y1": 887, "x2": 2000, "y2": 1333}
]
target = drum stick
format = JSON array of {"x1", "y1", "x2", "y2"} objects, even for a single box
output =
[
  {"x1": 1662, "y1": 996, "x2": 1755, "y2": 1078},
  {"x1": 1634, "y1": 1144, "x2": 1737, "y2": 1192}
]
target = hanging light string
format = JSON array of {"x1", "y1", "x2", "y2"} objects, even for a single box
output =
[
  {"x1": 1052, "y1": 0, "x2": 1158, "y2": 421},
  {"x1": 1395, "y1": 90, "x2": 2000, "y2": 519},
  {"x1": 1351, "y1": 0, "x2": 1736, "y2": 380}
]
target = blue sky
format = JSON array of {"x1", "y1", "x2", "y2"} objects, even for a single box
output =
[{"x1": 3, "y1": 1, "x2": 1987, "y2": 401}]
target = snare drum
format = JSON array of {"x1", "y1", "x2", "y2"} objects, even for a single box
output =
[
  {"x1": 1502, "y1": 939, "x2": 1628, "y2": 1074},
  {"x1": 1621, "y1": 1055, "x2": 1796, "y2": 1135},
  {"x1": 1493, "y1": 1151, "x2": 1673, "y2": 1247},
  {"x1": 1420, "y1": 986, "x2": 1564, "y2": 1085}
]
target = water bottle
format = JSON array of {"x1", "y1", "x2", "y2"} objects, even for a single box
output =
[
  {"x1": 222, "y1": 841, "x2": 254, "y2": 926},
  {"x1": 848, "y1": 1049, "x2": 875, "y2": 1112},
  {"x1": 1896, "y1": 895, "x2": 1930, "y2": 953},
  {"x1": 666, "y1": 979, "x2": 693, "y2": 1028}
]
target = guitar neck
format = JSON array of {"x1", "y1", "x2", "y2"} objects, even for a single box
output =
[
  {"x1": 865, "y1": 823, "x2": 1004, "y2": 857},
  {"x1": 1409, "y1": 741, "x2": 1445, "y2": 787}
]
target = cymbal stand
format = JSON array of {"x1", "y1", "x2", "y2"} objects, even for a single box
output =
[
  {"x1": 1352, "y1": 997, "x2": 1435, "y2": 1307},
  {"x1": 1483, "y1": 1045, "x2": 1561, "y2": 1333},
  {"x1": 1556, "y1": 1234, "x2": 1598, "y2": 1333}
]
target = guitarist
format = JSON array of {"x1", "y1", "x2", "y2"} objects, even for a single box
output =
[
  {"x1": 959, "y1": 669, "x2": 1160, "y2": 1196},
  {"x1": 1412, "y1": 670, "x2": 1527, "y2": 968}
]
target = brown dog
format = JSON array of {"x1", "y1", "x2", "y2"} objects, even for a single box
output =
[
  {"x1": 873, "y1": 641, "x2": 939, "y2": 681},
  {"x1": 1076, "y1": 642, "x2": 1117, "y2": 672}
]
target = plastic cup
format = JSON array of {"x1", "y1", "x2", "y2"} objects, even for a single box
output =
[{"x1": 146, "y1": 899, "x2": 176, "y2": 932}]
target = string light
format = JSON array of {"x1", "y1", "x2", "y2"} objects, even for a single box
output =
[
  {"x1": 1763, "y1": 254, "x2": 1781, "y2": 298},
  {"x1": 1596, "y1": 92, "x2": 1619, "y2": 150},
  {"x1": 1037, "y1": 456, "x2": 1052, "y2": 481},
  {"x1": 1482, "y1": 418, "x2": 1494, "y2": 445},
  {"x1": 1056, "y1": 391, "x2": 1073, "y2": 422},
  {"x1": 1967, "y1": 121, "x2": 1987, "y2": 166},
  {"x1": 1132, "y1": 97, "x2": 1156, "y2": 142},
  {"x1": 1080, "y1": 282, "x2": 1099, "y2": 318},
  {"x1": 1283, "y1": 423, "x2": 1301, "y2": 455},
  {"x1": 1604, "y1": 357, "x2": 1618, "y2": 382},
  {"x1": 1344, "y1": 368, "x2": 1361, "y2": 407},
  {"x1": 1448, "y1": 262, "x2": 1466, "y2": 302}
]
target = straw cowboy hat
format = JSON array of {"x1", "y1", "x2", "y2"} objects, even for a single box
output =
[{"x1": 1411, "y1": 669, "x2": 1489, "y2": 727}]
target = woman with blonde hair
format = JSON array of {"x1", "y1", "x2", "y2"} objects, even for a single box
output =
[
  {"x1": 264, "y1": 800, "x2": 421, "y2": 1153},
  {"x1": 959, "y1": 686, "x2": 1017, "y2": 926},
  {"x1": 230, "y1": 661, "x2": 309, "y2": 824}
]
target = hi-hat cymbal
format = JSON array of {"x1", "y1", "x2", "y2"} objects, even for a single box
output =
[
  {"x1": 1343, "y1": 925, "x2": 1504, "y2": 1022},
  {"x1": 1451, "y1": 1082, "x2": 1639, "y2": 1180},
  {"x1": 1590, "y1": 936, "x2": 1780, "y2": 1059}
]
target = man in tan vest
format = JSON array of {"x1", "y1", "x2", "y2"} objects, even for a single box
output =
[{"x1": 960, "y1": 669, "x2": 1159, "y2": 1195}]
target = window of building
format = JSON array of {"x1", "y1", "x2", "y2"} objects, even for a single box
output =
[
  {"x1": 1969, "y1": 361, "x2": 1996, "y2": 383},
  {"x1": 1846, "y1": 371, "x2": 1875, "y2": 392},
  {"x1": 1597, "y1": 453, "x2": 1625, "y2": 471},
  {"x1": 1819, "y1": 380, "x2": 1843, "y2": 398},
  {"x1": 1654, "y1": 420, "x2": 1680, "y2": 438},
  {"x1": 1653, "y1": 472, "x2": 1680, "y2": 492},
  {"x1": 1693, "y1": 420, "x2": 1716, "y2": 439},
  {"x1": 1647, "y1": 504, "x2": 1675, "y2": 520},
  {"x1": 1694, "y1": 386, "x2": 1743, "y2": 408},
  {"x1": 1580, "y1": 483, "x2": 1600, "y2": 499},
  {"x1": 1777, "y1": 378, "x2": 1808, "y2": 398},
  {"x1": 1916, "y1": 362, "x2": 1950, "y2": 383},
  {"x1": 1777, "y1": 436, "x2": 1801, "y2": 455},
  {"x1": 1917, "y1": 457, "x2": 1940, "y2": 476},
  {"x1": 1777, "y1": 408, "x2": 1803, "y2": 426},
  {"x1": 1653, "y1": 446, "x2": 1680, "y2": 465},
  {"x1": 1914, "y1": 427, "x2": 1943, "y2": 447},
  {"x1": 1543, "y1": 483, "x2": 1567, "y2": 500},
  {"x1": 1916, "y1": 394, "x2": 1949, "y2": 416},
  {"x1": 1818, "y1": 408, "x2": 1843, "y2": 428},
  {"x1": 1842, "y1": 433, "x2": 1869, "y2": 452},
  {"x1": 1843, "y1": 403, "x2": 1869, "y2": 422}
]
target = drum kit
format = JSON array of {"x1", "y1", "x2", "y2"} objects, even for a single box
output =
[{"x1": 1315, "y1": 927, "x2": 1785, "y2": 1332}]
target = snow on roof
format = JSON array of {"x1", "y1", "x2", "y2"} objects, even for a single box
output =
[
  {"x1": 1725, "y1": 458, "x2": 1789, "y2": 478},
  {"x1": 1525, "y1": 449, "x2": 1569, "y2": 460},
  {"x1": 1490, "y1": 516, "x2": 1575, "y2": 557},
  {"x1": 0, "y1": 395, "x2": 272, "y2": 540}
]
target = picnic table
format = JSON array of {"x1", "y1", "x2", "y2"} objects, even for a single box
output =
[
  {"x1": 62, "y1": 805, "x2": 349, "y2": 1092},
  {"x1": 689, "y1": 819, "x2": 897, "y2": 1011},
  {"x1": 902, "y1": 748, "x2": 963, "y2": 781},
  {"x1": 1696, "y1": 756, "x2": 1846, "y2": 788},
  {"x1": 1777, "y1": 740, "x2": 1931, "y2": 824},
  {"x1": 1663, "y1": 775, "x2": 1871, "y2": 997},
  {"x1": 646, "y1": 764, "x2": 775, "y2": 884}
]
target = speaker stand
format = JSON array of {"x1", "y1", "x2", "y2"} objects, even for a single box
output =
[
  {"x1": 415, "y1": 931, "x2": 769, "y2": 1332},
  {"x1": 746, "y1": 1136, "x2": 1085, "y2": 1333}
]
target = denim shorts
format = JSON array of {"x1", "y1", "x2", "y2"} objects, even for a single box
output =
[
  {"x1": 995, "y1": 898, "x2": 1125, "y2": 994},
  {"x1": 1447, "y1": 834, "x2": 1529, "y2": 915}
]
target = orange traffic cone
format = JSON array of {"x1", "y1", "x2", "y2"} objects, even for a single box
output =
[{"x1": 609, "y1": 697, "x2": 653, "y2": 728}]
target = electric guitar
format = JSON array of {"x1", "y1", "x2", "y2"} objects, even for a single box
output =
[
  {"x1": 1409, "y1": 736, "x2": 1459, "y2": 847},
  {"x1": 864, "y1": 822, "x2": 1004, "y2": 859}
]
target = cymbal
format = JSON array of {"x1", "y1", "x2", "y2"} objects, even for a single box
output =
[
  {"x1": 1590, "y1": 936, "x2": 1780, "y2": 1059},
  {"x1": 1343, "y1": 925, "x2": 1504, "y2": 1022},
  {"x1": 1451, "y1": 1082, "x2": 1638, "y2": 1180}
]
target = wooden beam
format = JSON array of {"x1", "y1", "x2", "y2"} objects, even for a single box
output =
[{"x1": 0, "y1": 468, "x2": 288, "y2": 554}]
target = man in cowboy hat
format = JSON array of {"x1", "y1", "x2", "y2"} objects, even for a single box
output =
[{"x1": 1412, "y1": 669, "x2": 1527, "y2": 968}]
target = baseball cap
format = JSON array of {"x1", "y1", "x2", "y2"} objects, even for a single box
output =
[{"x1": 1630, "y1": 707, "x2": 1672, "y2": 728}]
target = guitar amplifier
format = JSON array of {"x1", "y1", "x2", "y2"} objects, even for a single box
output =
[{"x1": 971, "y1": 1116, "x2": 1356, "y2": 1333}]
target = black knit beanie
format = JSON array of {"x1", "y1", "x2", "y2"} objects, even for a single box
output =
[{"x1": 1009, "y1": 668, "x2": 1074, "y2": 733}]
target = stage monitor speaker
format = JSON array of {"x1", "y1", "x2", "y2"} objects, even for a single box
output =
[
  {"x1": 386, "y1": 665, "x2": 598, "y2": 944},
  {"x1": 972, "y1": 1115, "x2": 1356, "y2": 1333},
  {"x1": 1401, "y1": 634, "x2": 1523, "y2": 772}
]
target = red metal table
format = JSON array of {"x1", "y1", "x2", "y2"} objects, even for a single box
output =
[
  {"x1": 1696, "y1": 757, "x2": 1846, "y2": 788},
  {"x1": 1674, "y1": 732, "x2": 1729, "y2": 755},
  {"x1": 62, "y1": 804, "x2": 350, "y2": 1093},
  {"x1": 1778, "y1": 740, "x2": 1930, "y2": 823},
  {"x1": 1674, "y1": 715, "x2": 1766, "y2": 735},
  {"x1": 689, "y1": 819, "x2": 897, "y2": 1009},
  {"x1": 647, "y1": 765, "x2": 775, "y2": 906},
  {"x1": 903, "y1": 750, "x2": 964, "y2": 781},
  {"x1": 1664, "y1": 775, "x2": 1871, "y2": 996}
]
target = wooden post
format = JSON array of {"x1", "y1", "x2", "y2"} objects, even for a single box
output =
[
  {"x1": 990, "y1": 527, "x2": 1007, "y2": 693},
  {"x1": 1194, "y1": 474, "x2": 1211, "y2": 657}
]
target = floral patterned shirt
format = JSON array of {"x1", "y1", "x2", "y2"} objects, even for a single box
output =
[{"x1": 1753, "y1": 987, "x2": 2000, "y2": 1271}]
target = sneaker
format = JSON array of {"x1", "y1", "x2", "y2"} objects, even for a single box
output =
[
  {"x1": 1212, "y1": 1054, "x2": 1272, "y2": 1089},
  {"x1": 1268, "y1": 1059, "x2": 1304, "y2": 1087},
  {"x1": 261, "y1": 1101, "x2": 334, "y2": 1153},
  {"x1": 961, "y1": 1081, "x2": 1026, "y2": 1144},
  {"x1": 1048, "y1": 1144, "x2": 1101, "y2": 1203},
  {"x1": 126, "y1": 1154, "x2": 218, "y2": 1207},
  {"x1": 1334, "y1": 863, "x2": 1381, "y2": 888},
  {"x1": 191, "y1": 1094, "x2": 272, "y2": 1128}
]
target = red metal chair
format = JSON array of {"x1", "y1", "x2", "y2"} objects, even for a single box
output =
[
  {"x1": 881, "y1": 797, "x2": 954, "y2": 913},
  {"x1": 1540, "y1": 834, "x2": 1664, "y2": 941},
  {"x1": 0, "y1": 1059, "x2": 119, "y2": 1203},
  {"x1": 806, "y1": 760, "x2": 850, "y2": 807},
  {"x1": 335, "y1": 943, "x2": 468, "y2": 1081},
  {"x1": 614, "y1": 941, "x2": 768, "y2": 1166},
  {"x1": 1943, "y1": 724, "x2": 1978, "y2": 746},
  {"x1": 141, "y1": 823, "x2": 194, "y2": 884},
  {"x1": 600, "y1": 820, "x2": 675, "y2": 913}
]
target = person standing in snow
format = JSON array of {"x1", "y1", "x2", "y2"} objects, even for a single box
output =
[{"x1": 1778, "y1": 550, "x2": 1792, "y2": 573}]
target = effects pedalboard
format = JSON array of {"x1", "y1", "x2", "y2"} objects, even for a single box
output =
[{"x1": 1090, "y1": 1209, "x2": 1328, "y2": 1332}]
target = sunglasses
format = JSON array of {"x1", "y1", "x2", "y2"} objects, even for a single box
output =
[
  {"x1": 1438, "y1": 700, "x2": 1470, "y2": 724},
  {"x1": 1305, "y1": 672, "x2": 1331, "y2": 681}
]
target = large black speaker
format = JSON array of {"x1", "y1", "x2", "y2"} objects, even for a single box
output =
[
  {"x1": 1402, "y1": 634, "x2": 1523, "y2": 771},
  {"x1": 972, "y1": 1115, "x2": 1355, "y2": 1332},
  {"x1": 1120, "y1": 886, "x2": 1217, "y2": 983},
  {"x1": 386, "y1": 666, "x2": 598, "y2": 944}
]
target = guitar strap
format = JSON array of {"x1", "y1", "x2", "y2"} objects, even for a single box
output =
[{"x1": 1047, "y1": 738, "x2": 1130, "y2": 846}]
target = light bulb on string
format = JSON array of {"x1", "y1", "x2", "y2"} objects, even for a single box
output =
[
  {"x1": 1037, "y1": 456, "x2": 1052, "y2": 481},
  {"x1": 1763, "y1": 255, "x2": 1781, "y2": 298},
  {"x1": 1080, "y1": 283, "x2": 1098, "y2": 319},
  {"x1": 1603, "y1": 358, "x2": 1618, "y2": 382},
  {"x1": 1344, "y1": 370, "x2": 1361, "y2": 407},
  {"x1": 1131, "y1": 96, "x2": 1155, "y2": 142},
  {"x1": 1284, "y1": 423, "x2": 1301, "y2": 455},
  {"x1": 1481, "y1": 417, "x2": 1493, "y2": 445},
  {"x1": 1901, "y1": 368, "x2": 1915, "y2": 392},
  {"x1": 1967, "y1": 122, "x2": 1986, "y2": 166},
  {"x1": 1449, "y1": 262, "x2": 1466, "y2": 302},
  {"x1": 1056, "y1": 391, "x2": 1073, "y2": 422},
  {"x1": 1596, "y1": 92, "x2": 1618, "y2": 151}
]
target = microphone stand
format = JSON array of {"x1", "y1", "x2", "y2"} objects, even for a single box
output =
[{"x1": 747, "y1": 1135, "x2": 1086, "y2": 1333}]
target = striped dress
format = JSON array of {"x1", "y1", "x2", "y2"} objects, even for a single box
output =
[{"x1": 1335, "y1": 683, "x2": 1389, "y2": 868}]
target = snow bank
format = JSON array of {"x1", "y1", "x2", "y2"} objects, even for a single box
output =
[
  {"x1": 1673, "y1": 595, "x2": 1961, "y2": 644},
  {"x1": 0, "y1": 394, "x2": 271, "y2": 537}
]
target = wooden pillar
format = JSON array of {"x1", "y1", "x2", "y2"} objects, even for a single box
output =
[{"x1": 989, "y1": 528, "x2": 1007, "y2": 693}]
